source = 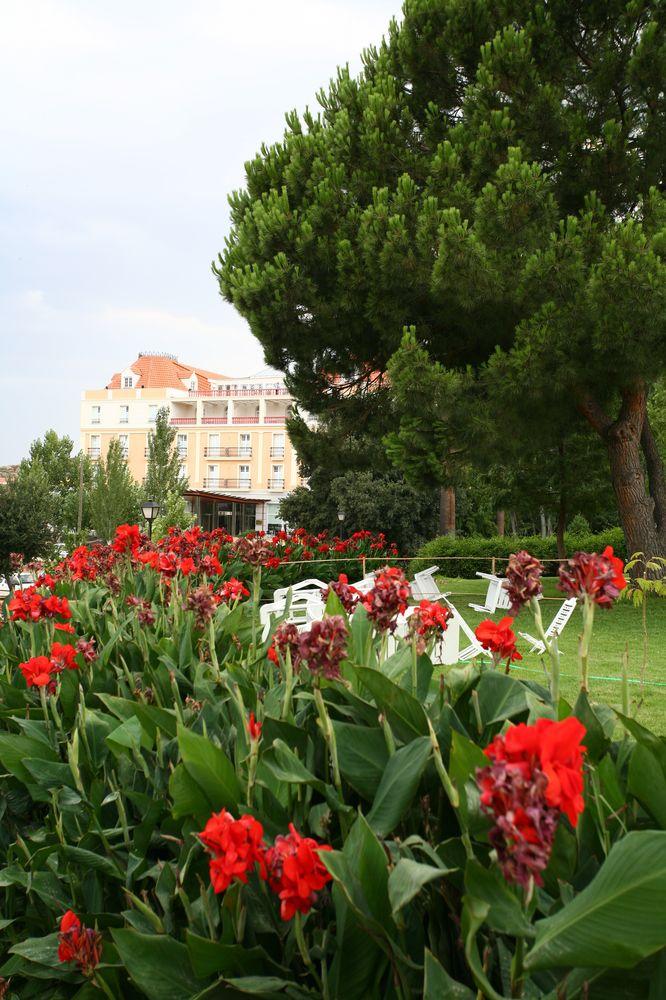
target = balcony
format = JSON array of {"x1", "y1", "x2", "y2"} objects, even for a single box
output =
[
  {"x1": 87, "y1": 448, "x2": 101, "y2": 459},
  {"x1": 170, "y1": 417, "x2": 196, "y2": 425},
  {"x1": 270, "y1": 446, "x2": 285, "y2": 458},
  {"x1": 203, "y1": 478, "x2": 252, "y2": 489},
  {"x1": 119, "y1": 417, "x2": 129, "y2": 424},
  {"x1": 202, "y1": 416, "x2": 228, "y2": 425},
  {"x1": 91, "y1": 418, "x2": 101, "y2": 425},
  {"x1": 265, "y1": 415, "x2": 286, "y2": 424},
  {"x1": 268, "y1": 478, "x2": 286, "y2": 490},
  {"x1": 232, "y1": 415, "x2": 259, "y2": 424},
  {"x1": 189, "y1": 385, "x2": 289, "y2": 398},
  {"x1": 205, "y1": 447, "x2": 253, "y2": 458}
]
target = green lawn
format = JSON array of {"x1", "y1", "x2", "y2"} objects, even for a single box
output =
[{"x1": 438, "y1": 577, "x2": 666, "y2": 734}]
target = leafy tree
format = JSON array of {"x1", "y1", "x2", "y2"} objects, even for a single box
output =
[
  {"x1": 0, "y1": 463, "x2": 54, "y2": 582},
  {"x1": 90, "y1": 440, "x2": 141, "y2": 542},
  {"x1": 152, "y1": 492, "x2": 195, "y2": 542},
  {"x1": 217, "y1": 0, "x2": 666, "y2": 557},
  {"x1": 279, "y1": 470, "x2": 438, "y2": 553},
  {"x1": 26, "y1": 430, "x2": 94, "y2": 536},
  {"x1": 144, "y1": 407, "x2": 188, "y2": 507}
]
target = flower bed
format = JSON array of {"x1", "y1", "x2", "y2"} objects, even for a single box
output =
[{"x1": 0, "y1": 529, "x2": 665, "y2": 998}]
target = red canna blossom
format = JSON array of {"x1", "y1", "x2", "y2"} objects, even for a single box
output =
[
  {"x1": 8, "y1": 589, "x2": 71, "y2": 623},
  {"x1": 186, "y1": 584, "x2": 220, "y2": 628},
  {"x1": 248, "y1": 712, "x2": 262, "y2": 742},
  {"x1": 57, "y1": 910, "x2": 102, "y2": 975},
  {"x1": 408, "y1": 600, "x2": 451, "y2": 654},
  {"x1": 179, "y1": 556, "x2": 196, "y2": 575},
  {"x1": 558, "y1": 547, "x2": 626, "y2": 608},
  {"x1": 218, "y1": 577, "x2": 250, "y2": 603},
  {"x1": 54, "y1": 622, "x2": 76, "y2": 634},
  {"x1": 234, "y1": 536, "x2": 276, "y2": 567},
  {"x1": 76, "y1": 637, "x2": 97, "y2": 663},
  {"x1": 504, "y1": 550, "x2": 544, "y2": 615},
  {"x1": 296, "y1": 616, "x2": 348, "y2": 681},
  {"x1": 199, "y1": 809, "x2": 267, "y2": 893},
  {"x1": 126, "y1": 595, "x2": 156, "y2": 626},
  {"x1": 137, "y1": 550, "x2": 160, "y2": 570},
  {"x1": 50, "y1": 642, "x2": 79, "y2": 671},
  {"x1": 475, "y1": 617, "x2": 522, "y2": 668},
  {"x1": 112, "y1": 523, "x2": 142, "y2": 554},
  {"x1": 321, "y1": 573, "x2": 360, "y2": 614},
  {"x1": 9, "y1": 551, "x2": 23, "y2": 571},
  {"x1": 266, "y1": 823, "x2": 332, "y2": 921},
  {"x1": 19, "y1": 655, "x2": 58, "y2": 689},
  {"x1": 268, "y1": 621, "x2": 301, "y2": 666},
  {"x1": 477, "y1": 717, "x2": 586, "y2": 887},
  {"x1": 41, "y1": 594, "x2": 72, "y2": 621},
  {"x1": 362, "y1": 566, "x2": 411, "y2": 632}
]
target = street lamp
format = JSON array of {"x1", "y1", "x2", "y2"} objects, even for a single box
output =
[
  {"x1": 141, "y1": 499, "x2": 160, "y2": 541},
  {"x1": 337, "y1": 509, "x2": 346, "y2": 540}
]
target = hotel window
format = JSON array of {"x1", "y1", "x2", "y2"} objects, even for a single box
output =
[
  {"x1": 271, "y1": 432, "x2": 285, "y2": 458},
  {"x1": 177, "y1": 433, "x2": 188, "y2": 457},
  {"x1": 207, "y1": 464, "x2": 219, "y2": 487},
  {"x1": 239, "y1": 432, "x2": 251, "y2": 457},
  {"x1": 119, "y1": 404, "x2": 129, "y2": 424},
  {"x1": 118, "y1": 434, "x2": 129, "y2": 459},
  {"x1": 239, "y1": 464, "x2": 251, "y2": 487},
  {"x1": 123, "y1": 375, "x2": 133, "y2": 388},
  {"x1": 271, "y1": 464, "x2": 284, "y2": 488},
  {"x1": 208, "y1": 433, "x2": 220, "y2": 457},
  {"x1": 179, "y1": 463, "x2": 187, "y2": 480},
  {"x1": 148, "y1": 404, "x2": 158, "y2": 423},
  {"x1": 91, "y1": 405, "x2": 101, "y2": 424},
  {"x1": 89, "y1": 434, "x2": 101, "y2": 458}
]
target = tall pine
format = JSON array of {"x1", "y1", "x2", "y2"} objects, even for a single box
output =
[
  {"x1": 144, "y1": 407, "x2": 188, "y2": 507},
  {"x1": 90, "y1": 440, "x2": 141, "y2": 541}
]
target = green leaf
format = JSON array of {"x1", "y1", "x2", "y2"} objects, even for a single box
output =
[
  {"x1": 112, "y1": 929, "x2": 203, "y2": 999},
  {"x1": 170, "y1": 762, "x2": 214, "y2": 821},
  {"x1": 388, "y1": 859, "x2": 448, "y2": 918},
  {"x1": 332, "y1": 722, "x2": 388, "y2": 800},
  {"x1": 423, "y1": 949, "x2": 475, "y2": 999},
  {"x1": 178, "y1": 723, "x2": 241, "y2": 812},
  {"x1": 525, "y1": 831, "x2": 666, "y2": 971},
  {"x1": 367, "y1": 736, "x2": 431, "y2": 837},
  {"x1": 354, "y1": 666, "x2": 428, "y2": 742},
  {"x1": 0, "y1": 732, "x2": 57, "y2": 784},
  {"x1": 574, "y1": 690, "x2": 609, "y2": 761},
  {"x1": 186, "y1": 932, "x2": 283, "y2": 978},
  {"x1": 23, "y1": 758, "x2": 76, "y2": 790},
  {"x1": 59, "y1": 845, "x2": 123, "y2": 880},
  {"x1": 343, "y1": 813, "x2": 392, "y2": 928},
  {"x1": 97, "y1": 693, "x2": 178, "y2": 738},
  {"x1": 449, "y1": 731, "x2": 488, "y2": 834},
  {"x1": 464, "y1": 861, "x2": 534, "y2": 937},
  {"x1": 9, "y1": 933, "x2": 60, "y2": 967},
  {"x1": 476, "y1": 671, "x2": 528, "y2": 725},
  {"x1": 106, "y1": 715, "x2": 151, "y2": 755},
  {"x1": 628, "y1": 743, "x2": 666, "y2": 828}
]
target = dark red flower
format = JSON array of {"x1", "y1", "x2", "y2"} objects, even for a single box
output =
[
  {"x1": 186, "y1": 584, "x2": 220, "y2": 629},
  {"x1": 75, "y1": 637, "x2": 97, "y2": 663},
  {"x1": 112, "y1": 523, "x2": 142, "y2": 554},
  {"x1": 57, "y1": 910, "x2": 102, "y2": 975},
  {"x1": 266, "y1": 823, "x2": 332, "y2": 921},
  {"x1": 248, "y1": 712, "x2": 262, "y2": 742},
  {"x1": 19, "y1": 656, "x2": 58, "y2": 689},
  {"x1": 297, "y1": 616, "x2": 348, "y2": 680},
  {"x1": 475, "y1": 617, "x2": 522, "y2": 666},
  {"x1": 558, "y1": 547, "x2": 626, "y2": 608},
  {"x1": 321, "y1": 573, "x2": 360, "y2": 614},
  {"x1": 362, "y1": 566, "x2": 411, "y2": 632},
  {"x1": 234, "y1": 536, "x2": 275, "y2": 567},
  {"x1": 50, "y1": 642, "x2": 79, "y2": 671},
  {"x1": 504, "y1": 550, "x2": 544, "y2": 615},
  {"x1": 199, "y1": 809, "x2": 267, "y2": 893},
  {"x1": 126, "y1": 595, "x2": 156, "y2": 626},
  {"x1": 268, "y1": 621, "x2": 301, "y2": 665}
]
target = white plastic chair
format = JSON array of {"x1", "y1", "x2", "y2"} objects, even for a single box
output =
[
  {"x1": 468, "y1": 572, "x2": 512, "y2": 614},
  {"x1": 348, "y1": 574, "x2": 377, "y2": 595},
  {"x1": 411, "y1": 566, "x2": 445, "y2": 601},
  {"x1": 441, "y1": 596, "x2": 484, "y2": 661},
  {"x1": 518, "y1": 598, "x2": 577, "y2": 655},
  {"x1": 273, "y1": 578, "x2": 328, "y2": 603},
  {"x1": 260, "y1": 592, "x2": 323, "y2": 640}
]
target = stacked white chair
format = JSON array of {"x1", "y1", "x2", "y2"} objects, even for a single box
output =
[
  {"x1": 468, "y1": 571, "x2": 513, "y2": 614},
  {"x1": 518, "y1": 598, "x2": 577, "y2": 655}
]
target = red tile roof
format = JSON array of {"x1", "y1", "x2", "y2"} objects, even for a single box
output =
[{"x1": 107, "y1": 354, "x2": 226, "y2": 392}]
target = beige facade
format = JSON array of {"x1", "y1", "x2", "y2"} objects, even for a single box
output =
[{"x1": 80, "y1": 356, "x2": 303, "y2": 530}]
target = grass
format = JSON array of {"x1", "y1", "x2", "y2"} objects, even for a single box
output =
[{"x1": 438, "y1": 577, "x2": 666, "y2": 734}]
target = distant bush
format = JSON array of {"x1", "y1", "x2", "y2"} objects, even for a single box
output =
[{"x1": 413, "y1": 528, "x2": 625, "y2": 578}]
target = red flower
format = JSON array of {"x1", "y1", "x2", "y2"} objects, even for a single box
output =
[
  {"x1": 42, "y1": 595, "x2": 72, "y2": 620},
  {"x1": 19, "y1": 655, "x2": 58, "y2": 689},
  {"x1": 50, "y1": 642, "x2": 79, "y2": 671},
  {"x1": 186, "y1": 584, "x2": 220, "y2": 628},
  {"x1": 408, "y1": 600, "x2": 451, "y2": 654},
  {"x1": 362, "y1": 566, "x2": 411, "y2": 632},
  {"x1": 297, "y1": 616, "x2": 348, "y2": 680},
  {"x1": 126, "y1": 595, "x2": 156, "y2": 626},
  {"x1": 266, "y1": 824, "x2": 332, "y2": 921},
  {"x1": 219, "y1": 578, "x2": 250, "y2": 603},
  {"x1": 58, "y1": 910, "x2": 102, "y2": 975},
  {"x1": 137, "y1": 550, "x2": 160, "y2": 569},
  {"x1": 179, "y1": 556, "x2": 196, "y2": 575},
  {"x1": 54, "y1": 622, "x2": 76, "y2": 634},
  {"x1": 76, "y1": 637, "x2": 97, "y2": 663},
  {"x1": 268, "y1": 622, "x2": 300, "y2": 666},
  {"x1": 199, "y1": 809, "x2": 267, "y2": 893},
  {"x1": 248, "y1": 712, "x2": 262, "y2": 742},
  {"x1": 475, "y1": 617, "x2": 522, "y2": 666},
  {"x1": 558, "y1": 547, "x2": 626, "y2": 608},
  {"x1": 321, "y1": 573, "x2": 360, "y2": 614},
  {"x1": 112, "y1": 523, "x2": 142, "y2": 554}
]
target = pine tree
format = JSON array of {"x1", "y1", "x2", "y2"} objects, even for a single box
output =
[
  {"x1": 217, "y1": 0, "x2": 666, "y2": 556},
  {"x1": 90, "y1": 440, "x2": 141, "y2": 541},
  {"x1": 144, "y1": 407, "x2": 188, "y2": 507}
]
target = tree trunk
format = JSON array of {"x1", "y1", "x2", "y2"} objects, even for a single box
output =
[
  {"x1": 509, "y1": 511, "x2": 518, "y2": 535},
  {"x1": 556, "y1": 441, "x2": 567, "y2": 560},
  {"x1": 496, "y1": 509, "x2": 505, "y2": 536},
  {"x1": 539, "y1": 507, "x2": 547, "y2": 539},
  {"x1": 641, "y1": 411, "x2": 666, "y2": 548},
  {"x1": 439, "y1": 486, "x2": 456, "y2": 537},
  {"x1": 579, "y1": 385, "x2": 662, "y2": 558}
]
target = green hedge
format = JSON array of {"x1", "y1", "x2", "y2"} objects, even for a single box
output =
[{"x1": 413, "y1": 528, "x2": 625, "y2": 579}]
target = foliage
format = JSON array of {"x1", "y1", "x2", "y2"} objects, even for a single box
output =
[
  {"x1": 279, "y1": 470, "x2": 438, "y2": 554},
  {"x1": 152, "y1": 492, "x2": 195, "y2": 542},
  {"x1": 23, "y1": 431, "x2": 95, "y2": 540},
  {"x1": 415, "y1": 529, "x2": 626, "y2": 579},
  {"x1": 0, "y1": 462, "x2": 54, "y2": 581},
  {"x1": 89, "y1": 440, "x2": 141, "y2": 542},
  {"x1": 0, "y1": 526, "x2": 665, "y2": 997},
  {"x1": 216, "y1": 0, "x2": 666, "y2": 556},
  {"x1": 144, "y1": 408, "x2": 188, "y2": 506}
]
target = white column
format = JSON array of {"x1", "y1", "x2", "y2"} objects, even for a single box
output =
[
  {"x1": 259, "y1": 397, "x2": 266, "y2": 423},
  {"x1": 227, "y1": 399, "x2": 234, "y2": 424}
]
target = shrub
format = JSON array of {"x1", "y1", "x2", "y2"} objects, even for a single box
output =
[{"x1": 414, "y1": 527, "x2": 625, "y2": 578}]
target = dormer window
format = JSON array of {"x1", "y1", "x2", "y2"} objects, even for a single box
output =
[
  {"x1": 123, "y1": 376, "x2": 133, "y2": 388},
  {"x1": 189, "y1": 373, "x2": 198, "y2": 391},
  {"x1": 121, "y1": 367, "x2": 135, "y2": 388}
]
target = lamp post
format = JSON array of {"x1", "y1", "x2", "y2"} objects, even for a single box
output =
[
  {"x1": 337, "y1": 509, "x2": 346, "y2": 541},
  {"x1": 141, "y1": 499, "x2": 160, "y2": 541}
]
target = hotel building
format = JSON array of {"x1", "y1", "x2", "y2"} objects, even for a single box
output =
[{"x1": 79, "y1": 352, "x2": 303, "y2": 533}]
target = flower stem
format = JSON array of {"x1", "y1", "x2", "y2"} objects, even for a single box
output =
[
  {"x1": 294, "y1": 912, "x2": 323, "y2": 992},
  {"x1": 313, "y1": 685, "x2": 347, "y2": 822},
  {"x1": 530, "y1": 596, "x2": 560, "y2": 705},
  {"x1": 579, "y1": 596, "x2": 595, "y2": 692},
  {"x1": 411, "y1": 639, "x2": 418, "y2": 697},
  {"x1": 427, "y1": 719, "x2": 459, "y2": 809}
]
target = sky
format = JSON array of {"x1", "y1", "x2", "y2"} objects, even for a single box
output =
[{"x1": 0, "y1": 0, "x2": 401, "y2": 463}]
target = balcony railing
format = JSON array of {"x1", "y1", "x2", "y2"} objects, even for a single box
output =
[
  {"x1": 232, "y1": 415, "x2": 259, "y2": 424},
  {"x1": 91, "y1": 418, "x2": 100, "y2": 425},
  {"x1": 87, "y1": 448, "x2": 101, "y2": 459},
  {"x1": 270, "y1": 447, "x2": 285, "y2": 458},
  {"x1": 119, "y1": 417, "x2": 129, "y2": 424},
  {"x1": 203, "y1": 478, "x2": 252, "y2": 489},
  {"x1": 267, "y1": 478, "x2": 286, "y2": 490},
  {"x1": 205, "y1": 447, "x2": 253, "y2": 458},
  {"x1": 189, "y1": 386, "x2": 289, "y2": 398},
  {"x1": 170, "y1": 417, "x2": 196, "y2": 425},
  {"x1": 265, "y1": 415, "x2": 286, "y2": 424},
  {"x1": 202, "y1": 416, "x2": 228, "y2": 425}
]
